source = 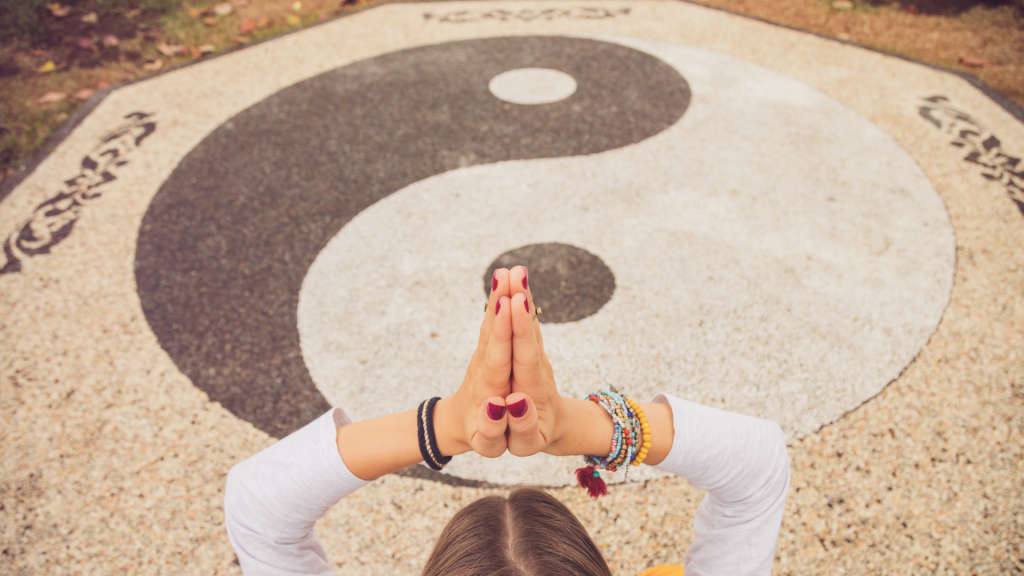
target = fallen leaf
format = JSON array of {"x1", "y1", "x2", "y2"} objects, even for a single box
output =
[
  {"x1": 832, "y1": 0, "x2": 853, "y2": 9},
  {"x1": 143, "y1": 59, "x2": 163, "y2": 71},
  {"x1": 959, "y1": 56, "x2": 993, "y2": 68},
  {"x1": 78, "y1": 37, "x2": 98, "y2": 51},
  {"x1": 214, "y1": 2, "x2": 233, "y2": 15},
  {"x1": 102, "y1": 34, "x2": 119, "y2": 47},
  {"x1": 199, "y1": 44, "x2": 215, "y2": 53},
  {"x1": 239, "y1": 16, "x2": 256, "y2": 33},
  {"x1": 232, "y1": 35, "x2": 251, "y2": 45},
  {"x1": 188, "y1": 44, "x2": 202, "y2": 58},
  {"x1": 125, "y1": 8, "x2": 141, "y2": 17},
  {"x1": 37, "y1": 61, "x2": 56, "y2": 73},
  {"x1": 285, "y1": 13, "x2": 300, "y2": 26},
  {"x1": 74, "y1": 88, "x2": 95, "y2": 100},
  {"x1": 906, "y1": 4, "x2": 918, "y2": 13},
  {"x1": 233, "y1": 0, "x2": 248, "y2": 6},
  {"x1": 95, "y1": 79, "x2": 112, "y2": 89},
  {"x1": 81, "y1": 11, "x2": 98, "y2": 23},
  {"x1": 157, "y1": 42, "x2": 186, "y2": 56},
  {"x1": 38, "y1": 91, "x2": 67, "y2": 103},
  {"x1": 188, "y1": 7, "x2": 212, "y2": 18},
  {"x1": 203, "y1": 16, "x2": 218, "y2": 26},
  {"x1": 256, "y1": 15, "x2": 270, "y2": 28},
  {"x1": 29, "y1": 48, "x2": 46, "y2": 56},
  {"x1": 318, "y1": 11, "x2": 329, "y2": 20},
  {"x1": 292, "y1": 1, "x2": 301, "y2": 10},
  {"x1": 47, "y1": 3, "x2": 70, "y2": 17},
  {"x1": 836, "y1": 32, "x2": 851, "y2": 41}
]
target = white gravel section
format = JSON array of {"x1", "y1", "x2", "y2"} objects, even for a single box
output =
[
  {"x1": 488, "y1": 67, "x2": 578, "y2": 104},
  {"x1": 298, "y1": 39, "x2": 955, "y2": 486}
]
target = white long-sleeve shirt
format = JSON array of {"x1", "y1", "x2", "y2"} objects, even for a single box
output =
[{"x1": 224, "y1": 394, "x2": 790, "y2": 575}]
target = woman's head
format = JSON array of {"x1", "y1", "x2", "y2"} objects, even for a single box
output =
[{"x1": 423, "y1": 486, "x2": 612, "y2": 576}]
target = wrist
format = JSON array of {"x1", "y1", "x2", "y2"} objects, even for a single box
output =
[
  {"x1": 432, "y1": 396, "x2": 471, "y2": 457},
  {"x1": 546, "y1": 397, "x2": 614, "y2": 457}
]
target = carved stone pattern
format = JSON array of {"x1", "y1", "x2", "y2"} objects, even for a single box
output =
[
  {"x1": 423, "y1": 7, "x2": 630, "y2": 23},
  {"x1": 919, "y1": 95, "x2": 1024, "y2": 218},
  {"x1": 0, "y1": 112, "x2": 156, "y2": 275}
]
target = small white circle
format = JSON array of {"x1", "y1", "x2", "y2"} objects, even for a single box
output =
[{"x1": 488, "y1": 68, "x2": 577, "y2": 105}]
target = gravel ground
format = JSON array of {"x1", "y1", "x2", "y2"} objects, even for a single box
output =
[{"x1": 1, "y1": 2, "x2": 1022, "y2": 575}]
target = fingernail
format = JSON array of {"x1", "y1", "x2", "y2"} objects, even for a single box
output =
[
  {"x1": 487, "y1": 402, "x2": 506, "y2": 420},
  {"x1": 522, "y1": 267, "x2": 529, "y2": 289},
  {"x1": 524, "y1": 299, "x2": 529, "y2": 313},
  {"x1": 492, "y1": 271, "x2": 498, "y2": 292},
  {"x1": 508, "y1": 399, "x2": 528, "y2": 418},
  {"x1": 495, "y1": 300, "x2": 501, "y2": 316}
]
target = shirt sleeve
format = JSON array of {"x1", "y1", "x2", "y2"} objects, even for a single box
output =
[
  {"x1": 650, "y1": 393, "x2": 791, "y2": 576},
  {"x1": 224, "y1": 407, "x2": 371, "y2": 576}
]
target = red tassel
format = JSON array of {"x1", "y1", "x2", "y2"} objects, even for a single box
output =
[{"x1": 576, "y1": 466, "x2": 608, "y2": 499}]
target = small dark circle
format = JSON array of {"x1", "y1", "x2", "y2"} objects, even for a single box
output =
[{"x1": 484, "y1": 243, "x2": 615, "y2": 324}]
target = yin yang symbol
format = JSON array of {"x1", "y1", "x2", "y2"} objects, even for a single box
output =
[{"x1": 135, "y1": 36, "x2": 954, "y2": 486}]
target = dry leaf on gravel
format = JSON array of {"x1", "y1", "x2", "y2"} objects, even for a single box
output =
[
  {"x1": 959, "y1": 56, "x2": 993, "y2": 68},
  {"x1": 46, "y1": 3, "x2": 70, "y2": 17},
  {"x1": 95, "y1": 79, "x2": 111, "y2": 89},
  {"x1": 199, "y1": 44, "x2": 215, "y2": 54},
  {"x1": 203, "y1": 16, "x2": 218, "y2": 26},
  {"x1": 102, "y1": 35, "x2": 119, "y2": 47},
  {"x1": 125, "y1": 8, "x2": 141, "y2": 18},
  {"x1": 143, "y1": 59, "x2": 163, "y2": 71},
  {"x1": 256, "y1": 15, "x2": 270, "y2": 28},
  {"x1": 80, "y1": 11, "x2": 98, "y2": 23},
  {"x1": 74, "y1": 88, "x2": 95, "y2": 100},
  {"x1": 77, "y1": 37, "x2": 97, "y2": 51},
  {"x1": 832, "y1": 0, "x2": 853, "y2": 9},
  {"x1": 188, "y1": 7, "x2": 213, "y2": 18},
  {"x1": 37, "y1": 61, "x2": 56, "y2": 73},
  {"x1": 188, "y1": 45, "x2": 202, "y2": 58},
  {"x1": 38, "y1": 92, "x2": 67, "y2": 104},
  {"x1": 214, "y1": 2, "x2": 234, "y2": 16},
  {"x1": 285, "y1": 13, "x2": 300, "y2": 26},
  {"x1": 157, "y1": 42, "x2": 186, "y2": 57},
  {"x1": 292, "y1": 1, "x2": 302, "y2": 10},
  {"x1": 239, "y1": 17, "x2": 256, "y2": 33}
]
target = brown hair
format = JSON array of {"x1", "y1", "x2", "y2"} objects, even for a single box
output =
[{"x1": 422, "y1": 486, "x2": 612, "y2": 576}]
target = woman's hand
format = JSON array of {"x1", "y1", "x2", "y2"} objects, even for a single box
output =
[
  {"x1": 432, "y1": 268, "x2": 517, "y2": 459},
  {"x1": 480, "y1": 266, "x2": 566, "y2": 457}
]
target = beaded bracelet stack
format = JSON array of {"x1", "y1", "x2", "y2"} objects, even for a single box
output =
[
  {"x1": 575, "y1": 387, "x2": 652, "y2": 499},
  {"x1": 417, "y1": 397, "x2": 452, "y2": 471}
]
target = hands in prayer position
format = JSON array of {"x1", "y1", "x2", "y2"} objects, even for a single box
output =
[{"x1": 335, "y1": 266, "x2": 672, "y2": 481}]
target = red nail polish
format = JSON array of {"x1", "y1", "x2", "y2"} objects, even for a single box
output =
[
  {"x1": 524, "y1": 299, "x2": 529, "y2": 313},
  {"x1": 487, "y1": 403, "x2": 506, "y2": 421},
  {"x1": 495, "y1": 300, "x2": 501, "y2": 316},
  {"x1": 508, "y1": 399, "x2": 528, "y2": 418},
  {"x1": 492, "y1": 271, "x2": 498, "y2": 292},
  {"x1": 522, "y1": 267, "x2": 528, "y2": 289}
]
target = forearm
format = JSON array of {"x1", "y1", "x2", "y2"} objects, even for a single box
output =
[
  {"x1": 336, "y1": 398, "x2": 470, "y2": 481},
  {"x1": 551, "y1": 398, "x2": 674, "y2": 465}
]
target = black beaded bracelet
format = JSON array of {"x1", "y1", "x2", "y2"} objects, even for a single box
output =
[{"x1": 417, "y1": 397, "x2": 452, "y2": 471}]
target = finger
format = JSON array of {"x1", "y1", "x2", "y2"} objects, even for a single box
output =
[
  {"x1": 474, "y1": 268, "x2": 510, "y2": 363},
  {"x1": 480, "y1": 295, "x2": 513, "y2": 395},
  {"x1": 508, "y1": 264, "x2": 537, "y2": 320},
  {"x1": 472, "y1": 396, "x2": 509, "y2": 458},
  {"x1": 510, "y1": 292, "x2": 545, "y2": 394},
  {"x1": 505, "y1": 392, "x2": 544, "y2": 457}
]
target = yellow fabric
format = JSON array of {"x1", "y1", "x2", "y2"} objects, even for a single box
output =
[{"x1": 638, "y1": 565, "x2": 684, "y2": 576}]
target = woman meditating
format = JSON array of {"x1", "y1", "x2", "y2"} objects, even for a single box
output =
[{"x1": 225, "y1": 266, "x2": 790, "y2": 576}]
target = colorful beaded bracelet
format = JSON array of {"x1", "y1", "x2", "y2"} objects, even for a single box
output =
[{"x1": 575, "y1": 387, "x2": 651, "y2": 499}]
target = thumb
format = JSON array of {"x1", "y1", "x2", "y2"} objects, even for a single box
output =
[{"x1": 472, "y1": 396, "x2": 509, "y2": 458}]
